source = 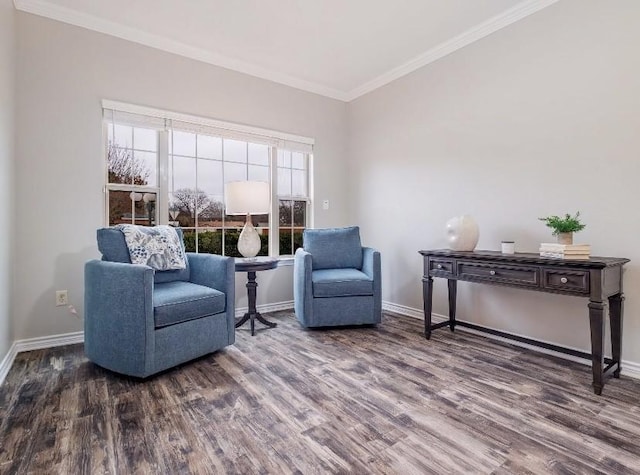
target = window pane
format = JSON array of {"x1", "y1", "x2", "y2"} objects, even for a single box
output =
[
  {"x1": 134, "y1": 192, "x2": 157, "y2": 226},
  {"x1": 194, "y1": 191, "x2": 211, "y2": 226},
  {"x1": 172, "y1": 131, "x2": 196, "y2": 156},
  {"x1": 108, "y1": 190, "x2": 133, "y2": 226},
  {"x1": 199, "y1": 196, "x2": 224, "y2": 227},
  {"x1": 134, "y1": 151, "x2": 157, "y2": 187},
  {"x1": 293, "y1": 201, "x2": 306, "y2": 227},
  {"x1": 170, "y1": 156, "x2": 196, "y2": 192},
  {"x1": 225, "y1": 212, "x2": 244, "y2": 229},
  {"x1": 168, "y1": 205, "x2": 180, "y2": 225},
  {"x1": 277, "y1": 150, "x2": 291, "y2": 168},
  {"x1": 248, "y1": 143, "x2": 269, "y2": 165},
  {"x1": 257, "y1": 230, "x2": 269, "y2": 257},
  {"x1": 197, "y1": 229, "x2": 222, "y2": 255},
  {"x1": 113, "y1": 124, "x2": 132, "y2": 149},
  {"x1": 224, "y1": 229, "x2": 242, "y2": 257},
  {"x1": 278, "y1": 168, "x2": 292, "y2": 196},
  {"x1": 197, "y1": 135, "x2": 222, "y2": 159},
  {"x1": 279, "y1": 228, "x2": 293, "y2": 256},
  {"x1": 169, "y1": 192, "x2": 196, "y2": 227},
  {"x1": 107, "y1": 146, "x2": 136, "y2": 185},
  {"x1": 292, "y1": 152, "x2": 305, "y2": 170},
  {"x1": 253, "y1": 213, "x2": 269, "y2": 228},
  {"x1": 197, "y1": 159, "x2": 223, "y2": 195},
  {"x1": 279, "y1": 200, "x2": 292, "y2": 226},
  {"x1": 224, "y1": 162, "x2": 247, "y2": 183},
  {"x1": 133, "y1": 127, "x2": 157, "y2": 152},
  {"x1": 292, "y1": 169, "x2": 306, "y2": 196},
  {"x1": 182, "y1": 229, "x2": 196, "y2": 252},
  {"x1": 224, "y1": 139, "x2": 247, "y2": 163},
  {"x1": 248, "y1": 164, "x2": 269, "y2": 182}
]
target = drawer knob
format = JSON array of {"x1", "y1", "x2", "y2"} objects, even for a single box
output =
[
  {"x1": 560, "y1": 277, "x2": 568, "y2": 284},
  {"x1": 490, "y1": 270, "x2": 496, "y2": 276},
  {"x1": 437, "y1": 264, "x2": 443, "y2": 269}
]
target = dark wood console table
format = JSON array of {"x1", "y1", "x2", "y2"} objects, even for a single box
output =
[{"x1": 420, "y1": 250, "x2": 629, "y2": 395}]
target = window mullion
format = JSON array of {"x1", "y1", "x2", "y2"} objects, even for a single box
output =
[
  {"x1": 269, "y1": 146, "x2": 279, "y2": 257},
  {"x1": 158, "y1": 130, "x2": 169, "y2": 225}
]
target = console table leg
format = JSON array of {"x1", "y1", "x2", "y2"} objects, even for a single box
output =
[
  {"x1": 588, "y1": 300, "x2": 606, "y2": 395},
  {"x1": 423, "y1": 276, "x2": 433, "y2": 339},
  {"x1": 247, "y1": 271, "x2": 258, "y2": 336},
  {"x1": 609, "y1": 293, "x2": 624, "y2": 378},
  {"x1": 448, "y1": 279, "x2": 457, "y2": 332}
]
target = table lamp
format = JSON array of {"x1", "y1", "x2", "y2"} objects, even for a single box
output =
[{"x1": 225, "y1": 181, "x2": 270, "y2": 259}]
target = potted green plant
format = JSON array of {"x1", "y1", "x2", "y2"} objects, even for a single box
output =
[{"x1": 539, "y1": 212, "x2": 586, "y2": 245}]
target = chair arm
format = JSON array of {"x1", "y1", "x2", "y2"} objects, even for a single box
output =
[
  {"x1": 84, "y1": 259, "x2": 155, "y2": 376},
  {"x1": 187, "y1": 253, "x2": 234, "y2": 292},
  {"x1": 187, "y1": 253, "x2": 235, "y2": 343},
  {"x1": 362, "y1": 247, "x2": 382, "y2": 319},
  {"x1": 294, "y1": 248, "x2": 314, "y2": 324},
  {"x1": 361, "y1": 247, "x2": 380, "y2": 281}
]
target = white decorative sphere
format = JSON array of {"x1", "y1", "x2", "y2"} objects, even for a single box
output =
[{"x1": 445, "y1": 215, "x2": 479, "y2": 251}]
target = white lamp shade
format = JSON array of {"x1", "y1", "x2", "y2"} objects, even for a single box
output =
[{"x1": 225, "y1": 181, "x2": 270, "y2": 215}]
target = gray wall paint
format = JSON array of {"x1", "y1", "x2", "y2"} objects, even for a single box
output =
[
  {"x1": 0, "y1": 0, "x2": 15, "y2": 362},
  {"x1": 348, "y1": 0, "x2": 640, "y2": 365},
  {"x1": 14, "y1": 12, "x2": 348, "y2": 340}
]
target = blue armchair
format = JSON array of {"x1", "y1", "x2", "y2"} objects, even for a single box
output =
[
  {"x1": 84, "y1": 227, "x2": 235, "y2": 378},
  {"x1": 294, "y1": 226, "x2": 381, "y2": 328}
]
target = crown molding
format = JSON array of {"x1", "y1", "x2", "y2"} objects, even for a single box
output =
[
  {"x1": 12, "y1": 0, "x2": 349, "y2": 102},
  {"x1": 14, "y1": 0, "x2": 558, "y2": 103},
  {"x1": 345, "y1": 0, "x2": 560, "y2": 101}
]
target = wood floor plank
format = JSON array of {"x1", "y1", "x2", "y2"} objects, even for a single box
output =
[{"x1": 1, "y1": 311, "x2": 640, "y2": 474}]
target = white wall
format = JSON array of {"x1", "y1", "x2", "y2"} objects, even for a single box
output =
[
  {"x1": 14, "y1": 12, "x2": 348, "y2": 340},
  {"x1": 348, "y1": 0, "x2": 640, "y2": 364},
  {"x1": 0, "y1": 0, "x2": 16, "y2": 362}
]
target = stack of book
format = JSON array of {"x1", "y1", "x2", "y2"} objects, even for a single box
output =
[{"x1": 539, "y1": 243, "x2": 590, "y2": 260}]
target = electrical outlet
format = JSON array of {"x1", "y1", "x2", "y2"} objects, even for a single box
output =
[
  {"x1": 322, "y1": 199, "x2": 330, "y2": 210},
  {"x1": 56, "y1": 290, "x2": 68, "y2": 307}
]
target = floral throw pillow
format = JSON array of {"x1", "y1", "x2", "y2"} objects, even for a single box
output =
[{"x1": 117, "y1": 225, "x2": 186, "y2": 271}]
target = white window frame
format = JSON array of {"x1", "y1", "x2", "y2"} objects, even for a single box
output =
[{"x1": 102, "y1": 100, "x2": 314, "y2": 259}]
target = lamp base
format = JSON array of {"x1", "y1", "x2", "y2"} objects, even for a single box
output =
[{"x1": 237, "y1": 214, "x2": 262, "y2": 258}]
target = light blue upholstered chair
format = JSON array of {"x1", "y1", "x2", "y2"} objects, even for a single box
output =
[
  {"x1": 294, "y1": 226, "x2": 381, "y2": 328},
  {"x1": 84, "y1": 227, "x2": 235, "y2": 378}
]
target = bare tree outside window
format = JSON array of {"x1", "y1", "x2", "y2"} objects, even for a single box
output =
[
  {"x1": 107, "y1": 141, "x2": 150, "y2": 185},
  {"x1": 106, "y1": 140, "x2": 157, "y2": 225},
  {"x1": 171, "y1": 188, "x2": 210, "y2": 218}
]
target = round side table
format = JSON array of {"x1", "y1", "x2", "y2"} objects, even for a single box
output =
[{"x1": 234, "y1": 257, "x2": 278, "y2": 336}]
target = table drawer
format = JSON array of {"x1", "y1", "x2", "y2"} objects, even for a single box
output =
[
  {"x1": 543, "y1": 269, "x2": 590, "y2": 293},
  {"x1": 457, "y1": 261, "x2": 539, "y2": 287},
  {"x1": 429, "y1": 258, "x2": 455, "y2": 276}
]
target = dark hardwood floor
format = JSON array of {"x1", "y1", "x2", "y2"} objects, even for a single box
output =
[{"x1": 1, "y1": 312, "x2": 640, "y2": 474}]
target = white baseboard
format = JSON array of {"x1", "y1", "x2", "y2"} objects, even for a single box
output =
[
  {"x1": 14, "y1": 331, "x2": 85, "y2": 353},
  {"x1": 382, "y1": 301, "x2": 640, "y2": 381},
  {"x1": 0, "y1": 343, "x2": 18, "y2": 386},
  {"x1": 622, "y1": 360, "x2": 640, "y2": 380},
  {"x1": 382, "y1": 301, "x2": 423, "y2": 319}
]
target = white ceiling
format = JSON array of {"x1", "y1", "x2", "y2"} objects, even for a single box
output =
[{"x1": 14, "y1": 0, "x2": 558, "y2": 101}]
